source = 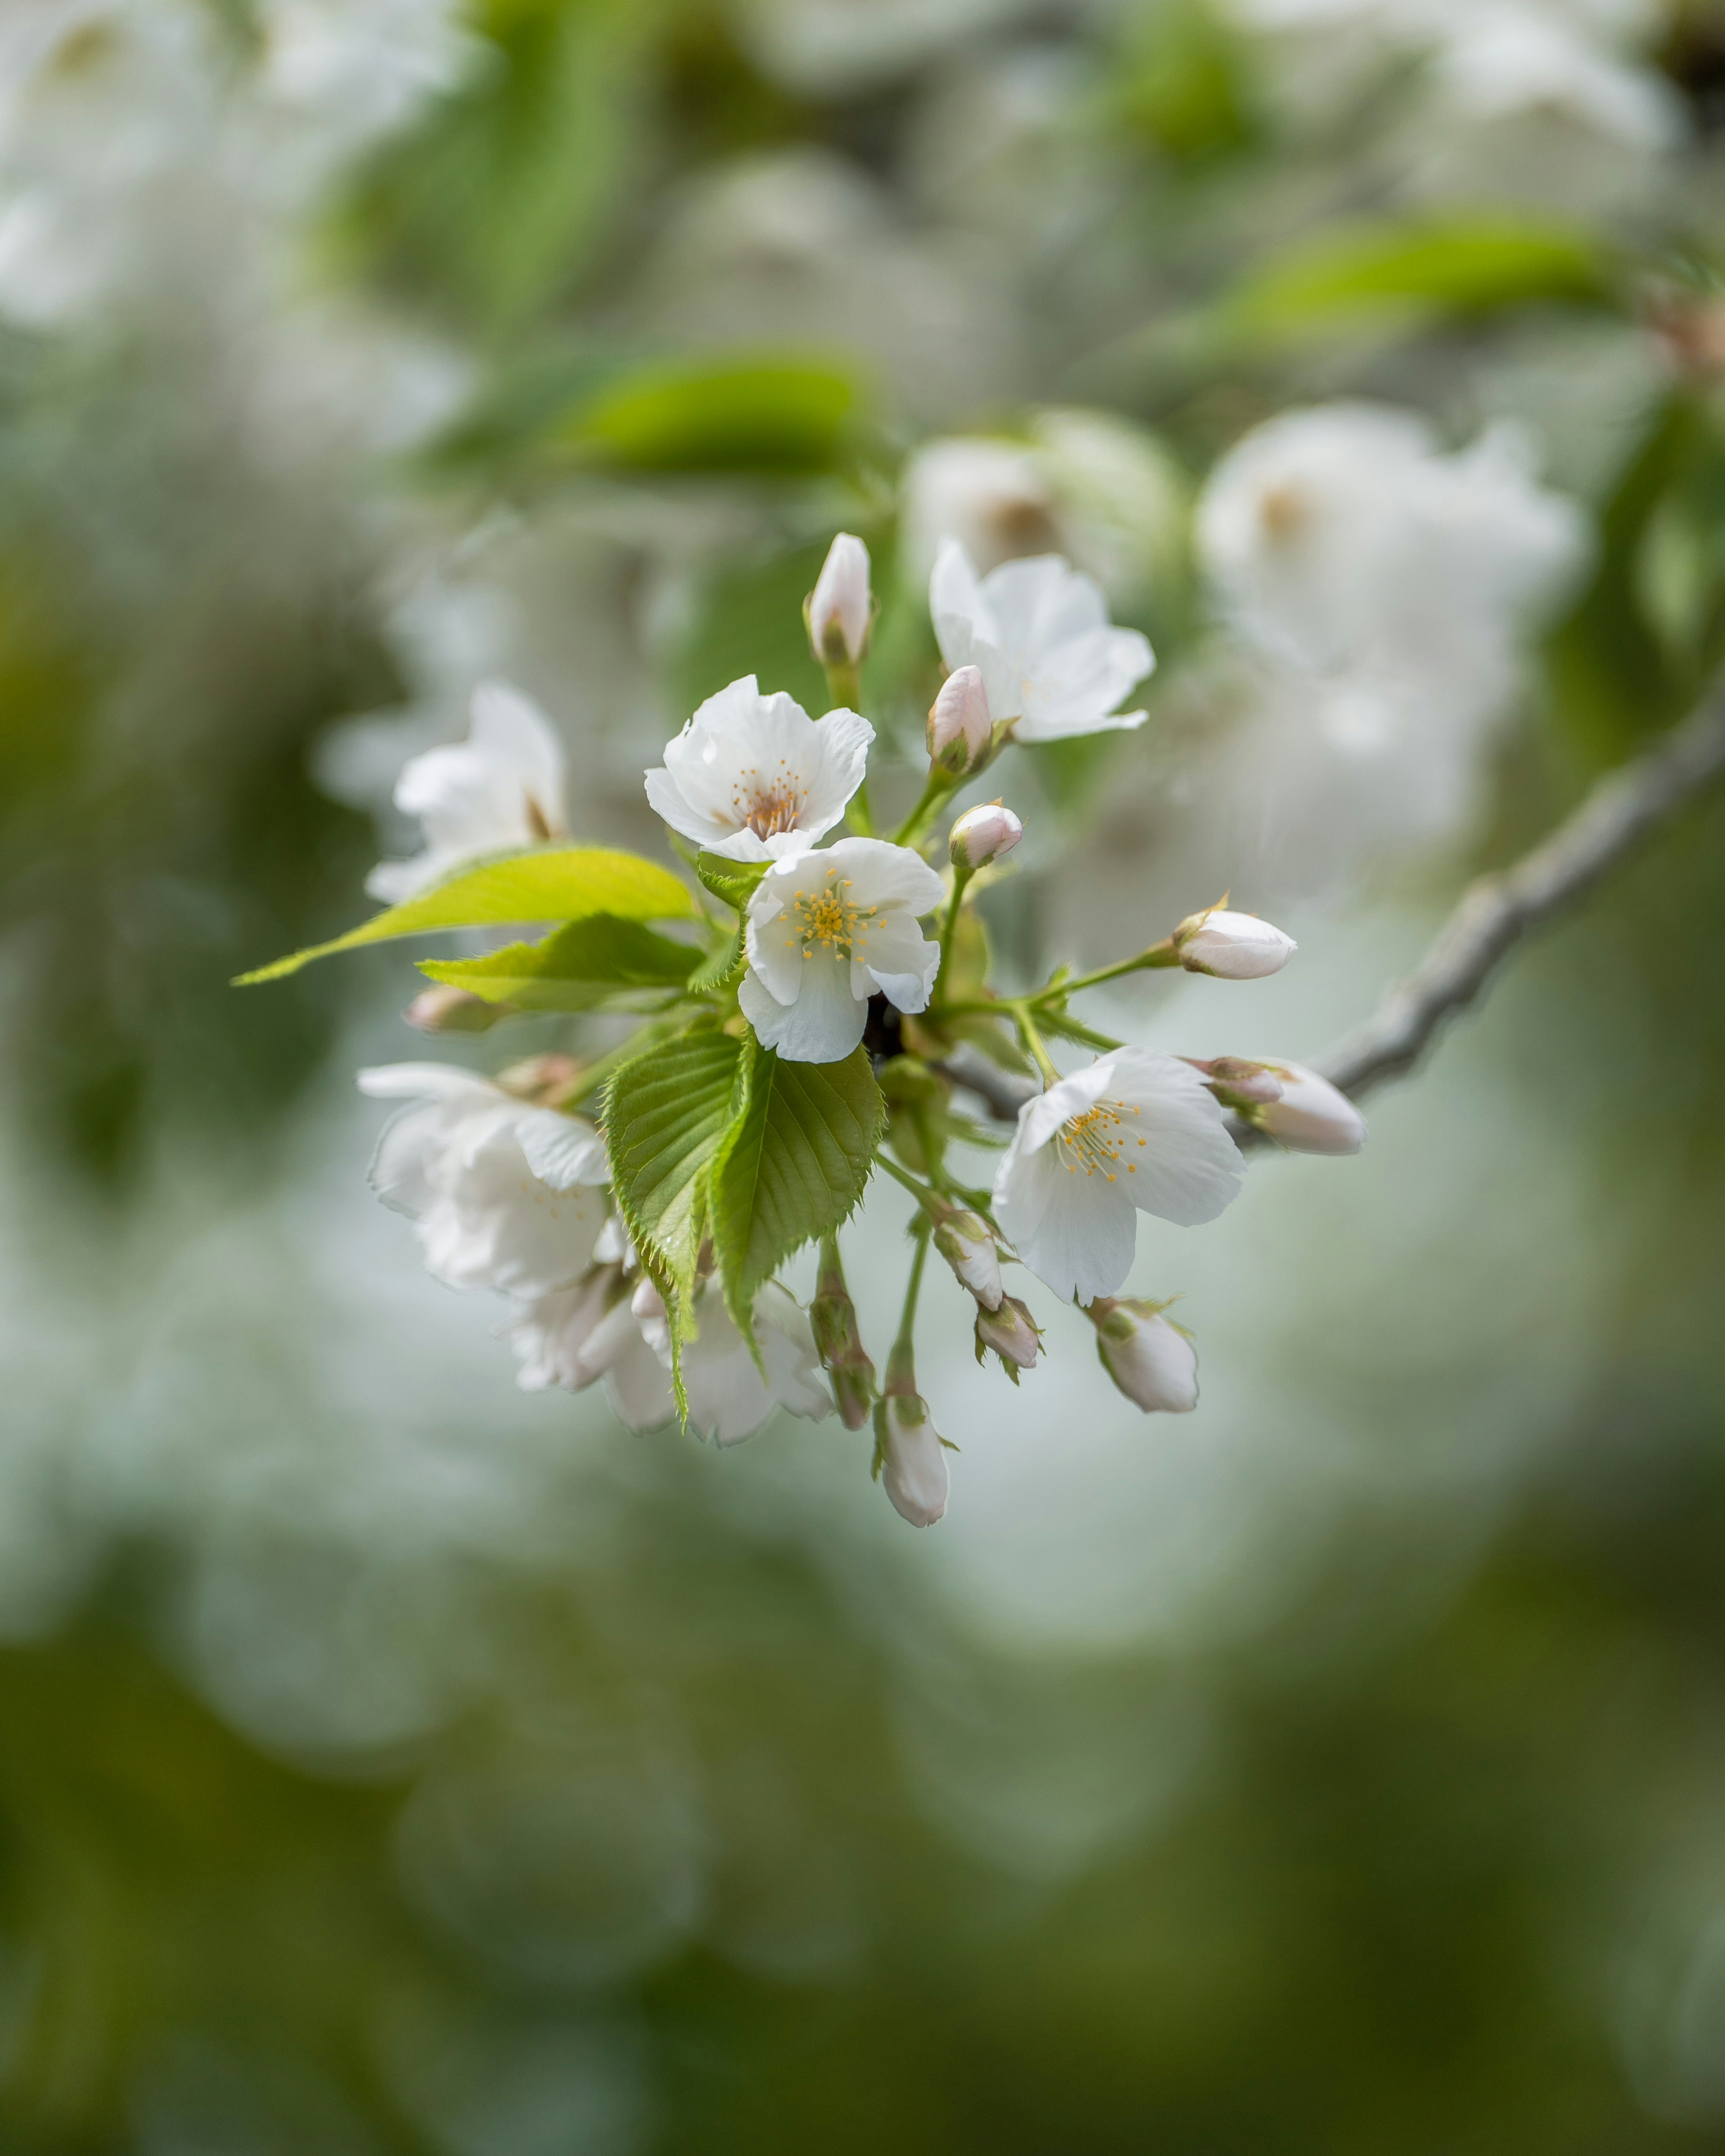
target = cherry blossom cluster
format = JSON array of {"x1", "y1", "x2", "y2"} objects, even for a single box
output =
[{"x1": 248, "y1": 532, "x2": 1366, "y2": 1527}]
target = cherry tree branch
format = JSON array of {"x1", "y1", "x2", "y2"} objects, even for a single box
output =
[
  {"x1": 935, "y1": 686, "x2": 1725, "y2": 1126},
  {"x1": 1314, "y1": 687, "x2": 1725, "y2": 1100}
]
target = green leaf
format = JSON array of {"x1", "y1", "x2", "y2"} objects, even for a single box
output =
[
  {"x1": 553, "y1": 352, "x2": 865, "y2": 475},
  {"x1": 1222, "y1": 215, "x2": 1614, "y2": 343},
  {"x1": 602, "y1": 1026, "x2": 743, "y2": 1406},
  {"x1": 686, "y1": 921, "x2": 746, "y2": 996},
  {"x1": 418, "y1": 914, "x2": 699, "y2": 1010},
  {"x1": 234, "y1": 848, "x2": 695, "y2": 985},
  {"x1": 709, "y1": 1037, "x2": 884, "y2": 1346},
  {"x1": 696, "y1": 852, "x2": 769, "y2": 912}
]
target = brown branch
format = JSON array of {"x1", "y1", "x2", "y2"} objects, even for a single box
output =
[{"x1": 1314, "y1": 687, "x2": 1725, "y2": 1100}]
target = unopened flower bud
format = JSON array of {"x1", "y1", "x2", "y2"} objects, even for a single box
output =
[
  {"x1": 927, "y1": 665, "x2": 993, "y2": 775},
  {"x1": 949, "y1": 801, "x2": 1022, "y2": 872},
  {"x1": 1088, "y1": 1298, "x2": 1197, "y2": 1413},
  {"x1": 806, "y1": 532, "x2": 871, "y2": 667},
  {"x1": 1173, "y1": 907, "x2": 1296, "y2": 981},
  {"x1": 932, "y1": 1206, "x2": 1002, "y2": 1310},
  {"x1": 405, "y1": 983, "x2": 509, "y2": 1034},
  {"x1": 873, "y1": 1392, "x2": 949, "y2": 1527},
  {"x1": 1198, "y1": 1057, "x2": 1364, "y2": 1152},
  {"x1": 973, "y1": 1294, "x2": 1042, "y2": 1380},
  {"x1": 1245, "y1": 1059, "x2": 1365, "y2": 1154},
  {"x1": 810, "y1": 1269, "x2": 876, "y2": 1431}
]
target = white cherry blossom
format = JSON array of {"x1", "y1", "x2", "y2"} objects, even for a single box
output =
[
  {"x1": 994, "y1": 1048, "x2": 1243, "y2": 1305},
  {"x1": 367, "y1": 682, "x2": 569, "y2": 903},
  {"x1": 644, "y1": 676, "x2": 873, "y2": 864},
  {"x1": 630, "y1": 1281, "x2": 832, "y2": 1445},
  {"x1": 358, "y1": 1065, "x2": 609, "y2": 1298},
  {"x1": 876, "y1": 1394, "x2": 949, "y2": 1527},
  {"x1": 739, "y1": 837, "x2": 945, "y2": 1064},
  {"x1": 1173, "y1": 907, "x2": 1297, "y2": 979},
  {"x1": 929, "y1": 541, "x2": 1154, "y2": 743},
  {"x1": 1246, "y1": 1060, "x2": 1367, "y2": 1154}
]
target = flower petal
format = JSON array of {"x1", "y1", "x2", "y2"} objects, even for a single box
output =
[
  {"x1": 741, "y1": 951, "x2": 866, "y2": 1064},
  {"x1": 1103, "y1": 1047, "x2": 1243, "y2": 1226}
]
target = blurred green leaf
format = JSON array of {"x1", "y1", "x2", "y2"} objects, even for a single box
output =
[
  {"x1": 1114, "y1": 0, "x2": 1258, "y2": 164},
  {"x1": 235, "y1": 848, "x2": 694, "y2": 984},
  {"x1": 709, "y1": 1036, "x2": 882, "y2": 1344},
  {"x1": 554, "y1": 352, "x2": 866, "y2": 475},
  {"x1": 418, "y1": 913, "x2": 699, "y2": 1008}
]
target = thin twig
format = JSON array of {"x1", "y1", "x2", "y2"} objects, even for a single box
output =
[
  {"x1": 932, "y1": 687, "x2": 1725, "y2": 1127},
  {"x1": 1315, "y1": 687, "x2": 1725, "y2": 1100}
]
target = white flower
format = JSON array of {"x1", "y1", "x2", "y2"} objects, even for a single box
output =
[
  {"x1": 643, "y1": 675, "x2": 873, "y2": 864},
  {"x1": 1198, "y1": 405, "x2": 1586, "y2": 694},
  {"x1": 807, "y1": 532, "x2": 871, "y2": 666},
  {"x1": 949, "y1": 800, "x2": 1022, "y2": 870},
  {"x1": 994, "y1": 1048, "x2": 1243, "y2": 1304},
  {"x1": 357, "y1": 1064, "x2": 610, "y2": 1297},
  {"x1": 929, "y1": 541, "x2": 1154, "y2": 743},
  {"x1": 738, "y1": 837, "x2": 946, "y2": 1065},
  {"x1": 974, "y1": 1294, "x2": 1042, "y2": 1376},
  {"x1": 1091, "y1": 1300, "x2": 1199, "y2": 1414},
  {"x1": 927, "y1": 663, "x2": 992, "y2": 773},
  {"x1": 505, "y1": 1263, "x2": 643, "y2": 1394},
  {"x1": 933, "y1": 1206, "x2": 1003, "y2": 1309},
  {"x1": 1173, "y1": 907, "x2": 1297, "y2": 980},
  {"x1": 1241, "y1": 1060, "x2": 1367, "y2": 1155},
  {"x1": 876, "y1": 1394, "x2": 948, "y2": 1527},
  {"x1": 631, "y1": 1280, "x2": 832, "y2": 1445},
  {"x1": 367, "y1": 682, "x2": 568, "y2": 904}
]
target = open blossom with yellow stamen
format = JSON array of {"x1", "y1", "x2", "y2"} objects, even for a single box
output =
[
  {"x1": 739, "y1": 837, "x2": 946, "y2": 1064},
  {"x1": 993, "y1": 1048, "x2": 1242, "y2": 1303},
  {"x1": 643, "y1": 674, "x2": 873, "y2": 863}
]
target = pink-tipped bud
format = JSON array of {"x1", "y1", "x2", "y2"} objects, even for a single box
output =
[
  {"x1": 1173, "y1": 907, "x2": 1296, "y2": 981},
  {"x1": 1199, "y1": 1058, "x2": 1366, "y2": 1153},
  {"x1": 949, "y1": 800, "x2": 1022, "y2": 871},
  {"x1": 873, "y1": 1393, "x2": 948, "y2": 1526},
  {"x1": 807, "y1": 532, "x2": 871, "y2": 667},
  {"x1": 1089, "y1": 1298, "x2": 1198, "y2": 1413},
  {"x1": 932, "y1": 1206, "x2": 1002, "y2": 1309},
  {"x1": 927, "y1": 665, "x2": 993, "y2": 775},
  {"x1": 405, "y1": 984, "x2": 509, "y2": 1034},
  {"x1": 973, "y1": 1294, "x2": 1042, "y2": 1379}
]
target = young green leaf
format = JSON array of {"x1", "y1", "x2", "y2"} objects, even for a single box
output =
[
  {"x1": 709, "y1": 1038, "x2": 884, "y2": 1343},
  {"x1": 685, "y1": 920, "x2": 747, "y2": 996},
  {"x1": 695, "y1": 852, "x2": 769, "y2": 913},
  {"x1": 602, "y1": 1024, "x2": 743, "y2": 1353},
  {"x1": 419, "y1": 915, "x2": 699, "y2": 1010},
  {"x1": 234, "y1": 848, "x2": 695, "y2": 985}
]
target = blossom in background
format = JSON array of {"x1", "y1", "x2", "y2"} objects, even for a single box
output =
[
  {"x1": 358, "y1": 1065, "x2": 610, "y2": 1298},
  {"x1": 739, "y1": 838, "x2": 946, "y2": 1064},
  {"x1": 930, "y1": 541, "x2": 1154, "y2": 743},
  {"x1": 644, "y1": 675, "x2": 873, "y2": 864},
  {"x1": 1089, "y1": 1299, "x2": 1199, "y2": 1414},
  {"x1": 1190, "y1": 402, "x2": 1589, "y2": 872},
  {"x1": 632, "y1": 1280, "x2": 833, "y2": 1444},
  {"x1": 900, "y1": 412, "x2": 1188, "y2": 598},
  {"x1": 994, "y1": 1048, "x2": 1243, "y2": 1304},
  {"x1": 1203, "y1": 1059, "x2": 1368, "y2": 1154},
  {"x1": 367, "y1": 682, "x2": 569, "y2": 903}
]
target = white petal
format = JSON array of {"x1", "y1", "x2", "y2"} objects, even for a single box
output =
[
  {"x1": 929, "y1": 539, "x2": 995, "y2": 673},
  {"x1": 995, "y1": 1137, "x2": 1138, "y2": 1303},
  {"x1": 1104, "y1": 1048, "x2": 1244, "y2": 1226},
  {"x1": 357, "y1": 1062, "x2": 500, "y2": 1101},
  {"x1": 515, "y1": 1109, "x2": 610, "y2": 1191},
  {"x1": 741, "y1": 950, "x2": 865, "y2": 1064},
  {"x1": 1015, "y1": 1061, "x2": 1115, "y2": 1156},
  {"x1": 605, "y1": 1330, "x2": 677, "y2": 1431}
]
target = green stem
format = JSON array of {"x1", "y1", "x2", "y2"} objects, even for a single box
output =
[
  {"x1": 1053, "y1": 940, "x2": 1180, "y2": 996},
  {"x1": 893, "y1": 767, "x2": 956, "y2": 851},
  {"x1": 876, "y1": 1152, "x2": 942, "y2": 1213},
  {"x1": 932, "y1": 864, "x2": 973, "y2": 1011},
  {"x1": 1013, "y1": 1002, "x2": 1061, "y2": 1087},
  {"x1": 886, "y1": 1217, "x2": 931, "y2": 1392}
]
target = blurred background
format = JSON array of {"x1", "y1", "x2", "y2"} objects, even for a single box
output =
[{"x1": 4, "y1": 0, "x2": 1725, "y2": 2147}]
